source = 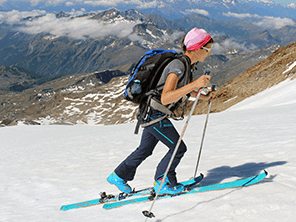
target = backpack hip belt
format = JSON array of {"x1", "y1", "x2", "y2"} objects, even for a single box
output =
[{"x1": 140, "y1": 98, "x2": 173, "y2": 128}]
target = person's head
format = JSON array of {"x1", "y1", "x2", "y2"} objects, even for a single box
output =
[{"x1": 181, "y1": 27, "x2": 214, "y2": 63}]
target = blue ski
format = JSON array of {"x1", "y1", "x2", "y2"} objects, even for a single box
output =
[
  {"x1": 103, "y1": 170, "x2": 268, "y2": 210},
  {"x1": 60, "y1": 174, "x2": 203, "y2": 211}
]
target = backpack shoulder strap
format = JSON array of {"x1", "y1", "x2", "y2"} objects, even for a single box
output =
[{"x1": 178, "y1": 54, "x2": 192, "y2": 85}]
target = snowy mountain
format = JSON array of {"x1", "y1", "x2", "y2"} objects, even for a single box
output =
[
  {"x1": 1, "y1": 41, "x2": 295, "y2": 127},
  {"x1": 1, "y1": 0, "x2": 296, "y2": 20},
  {"x1": 1, "y1": 58, "x2": 295, "y2": 222},
  {"x1": 124, "y1": 0, "x2": 296, "y2": 20},
  {"x1": 0, "y1": 9, "x2": 187, "y2": 77},
  {"x1": 89, "y1": 0, "x2": 296, "y2": 21},
  {"x1": 0, "y1": 8, "x2": 295, "y2": 80}
]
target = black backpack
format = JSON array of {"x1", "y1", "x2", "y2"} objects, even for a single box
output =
[{"x1": 124, "y1": 49, "x2": 191, "y2": 134}]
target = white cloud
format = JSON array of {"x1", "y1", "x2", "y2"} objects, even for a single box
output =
[
  {"x1": 166, "y1": 31, "x2": 185, "y2": 42},
  {"x1": 254, "y1": 16, "x2": 295, "y2": 29},
  {"x1": 45, "y1": 0, "x2": 67, "y2": 6},
  {"x1": 65, "y1": 1, "x2": 75, "y2": 6},
  {"x1": 0, "y1": 9, "x2": 184, "y2": 43},
  {"x1": 223, "y1": 12, "x2": 261, "y2": 19},
  {"x1": 82, "y1": 0, "x2": 159, "y2": 9},
  {"x1": 30, "y1": 0, "x2": 42, "y2": 6},
  {"x1": 184, "y1": 8, "x2": 210, "y2": 17},
  {"x1": 128, "y1": 33, "x2": 144, "y2": 42},
  {"x1": 287, "y1": 3, "x2": 296, "y2": 9},
  {"x1": 83, "y1": 0, "x2": 118, "y2": 7},
  {"x1": 0, "y1": 0, "x2": 66, "y2": 7},
  {"x1": 134, "y1": 0, "x2": 159, "y2": 9},
  {"x1": 0, "y1": 10, "x2": 141, "y2": 39},
  {"x1": 0, "y1": 0, "x2": 85, "y2": 7},
  {"x1": 211, "y1": 38, "x2": 257, "y2": 54},
  {"x1": 0, "y1": 10, "x2": 47, "y2": 25},
  {"x1": 223, "y1": 12, "x2": 295, "y2": 29},
  {"x1": 0, "y1": 0, "x2": 164, "y2": 9}
]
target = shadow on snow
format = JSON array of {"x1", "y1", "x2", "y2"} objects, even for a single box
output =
[
  {"x1": 198, "y1": 161, "x2": 287, "y2": 186},
  {"x1": 155, "y1": 161, "x2": 286, "y2": 222}
]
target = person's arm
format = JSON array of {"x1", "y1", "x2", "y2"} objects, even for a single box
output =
[{"x1": 161, "y1": 73, "x2": 211, "y2": 105}]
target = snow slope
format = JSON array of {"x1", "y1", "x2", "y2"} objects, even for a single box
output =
[{"x1": 1, "y1": 78, "x2": 296, "y2": 222}]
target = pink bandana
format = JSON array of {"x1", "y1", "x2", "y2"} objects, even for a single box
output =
[{"x1": 184, "y1": 27, "x2": 212, "y2": 51}]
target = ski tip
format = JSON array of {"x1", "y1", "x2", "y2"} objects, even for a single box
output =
[
  {"x1": 263, "y1": 170, "x2": 268, "y2": 176},
  {"x1": 60, "y1": 206, "x2": 68, "y2": 211}
]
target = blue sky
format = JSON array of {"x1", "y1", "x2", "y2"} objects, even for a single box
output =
[{"x1": 273, "y1": 0, "x2": 295, "y2": 3}]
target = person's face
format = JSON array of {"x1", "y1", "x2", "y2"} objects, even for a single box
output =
[
  {"x1": 196, "y1": 43, "x2": 213, "y2": 62},
  {"x1": 187, "y1": 43, "x2": 213, "y2": 64}
]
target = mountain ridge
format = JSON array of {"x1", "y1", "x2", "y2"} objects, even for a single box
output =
[
  {"x1": 1, "y1": 41, "x2": 295, "y2": 127},
  {"x1": 0, "y1": 8, "x2": 295, "y2": 80}
]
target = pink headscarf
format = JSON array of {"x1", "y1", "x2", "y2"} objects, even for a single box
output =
[{"x1": 184, "y1": 27, "x2": 212, "y2": 51}]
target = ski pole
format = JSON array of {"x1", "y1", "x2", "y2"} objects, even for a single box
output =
[
  {"x1": 142, "y1": 89, "x2": 202, "y2": 220},
  {"x1": 193, "y1": 85, "x2": 215, "y2": 178}
]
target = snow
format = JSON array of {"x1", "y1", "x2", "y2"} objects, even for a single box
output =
[
  {"x1": 228, "y1": 78, "x2": 296, "y2": 111},
  {"x1": 1, "y1": 78, "x2": 296, "y2": 222},
  {"x1": 283, "y1": 61, "x2": 296, "y2": 75}
]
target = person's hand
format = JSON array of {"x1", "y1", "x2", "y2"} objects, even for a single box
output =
[
  {"x1": 209, "y1": 89, "x2": 216, "y2": 99},
  {"x1": 193, "y1": 75, "x2": 211, "y2": 89},
  {"x1": 198, "y1": 85, "x2": 216, "y2": 101}
]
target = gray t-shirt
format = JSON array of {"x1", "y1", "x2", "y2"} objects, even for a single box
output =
[{"x1": 156, "y1": 59, "x2": 188, "y2": 90}]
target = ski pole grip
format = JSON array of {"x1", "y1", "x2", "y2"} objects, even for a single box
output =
[{"x1": 204, "y1": 70, "x2": 211, "y2": 75}]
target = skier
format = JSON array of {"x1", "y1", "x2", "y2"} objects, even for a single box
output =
[{"x1": 107, "y1": 27, "x2": 216, "y2": 195}]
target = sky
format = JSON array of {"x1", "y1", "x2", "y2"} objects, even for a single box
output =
[{"x1": 273, "y1": 0, "x2": 295, "y2": 4}]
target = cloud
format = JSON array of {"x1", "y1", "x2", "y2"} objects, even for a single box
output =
[
  {"x1": 83, "y1": 0, "x2": 118, "y2": 7},
  {"x1": 254, "y1": 16, "x2": 295, "y2": 29},
  {"x1": 30, "y1": 0, "x2": 43, "y2": 6},
  {"x1": 133, "y1": 0, "x2": 159, "y2": 9},
  {"x1": 0, "y1": 10, "x2": 184, "y2": 44},
  {"x1": 0, "y1": 10, "x2": 47, "y2": 25},
  {"x1": 0, "y1": 0, "x2": 162, "y2": 9},
  {"x1": 184, "y1": 8, "x2": 210, "y2": 17},
  {"x1": 83, "y1": 0, "x2": 159, "y2": 9},
  {"x1": 223, "y1": 12, "x2": 295, "y2": 29},
  {"x1": 0, "y1": 0, "x2": 71, "y2": 7},
  {"x1": 223, "y1": 12, "x2": 261, "y2": 19},
  {"x1": 128, "y1": 33, "x2": 144, "y2": 43},
  {"x1": 166, "y1": 31, "x2": 185, "y2": 42},
  {"x1": 0, "y1": 10, "x2": 141, "y2": 39},
  {"x1": 211, "y1": 38, "x2": 257, "y2": 54},
  {"x1": 44, "y1": 0, "x2": 67, "y2": 6}
]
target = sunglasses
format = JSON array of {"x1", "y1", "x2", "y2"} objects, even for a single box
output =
[{"x1": 201, "y1": 46, "x2": 211, "y2": 52}]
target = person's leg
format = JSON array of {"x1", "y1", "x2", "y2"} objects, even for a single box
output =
[
  {"x1": 145, "y1": 116, "x2": 187, "y2": 187},
  {"x1": 114, "y1": 128, "x2": 159, "y2": 181}
]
